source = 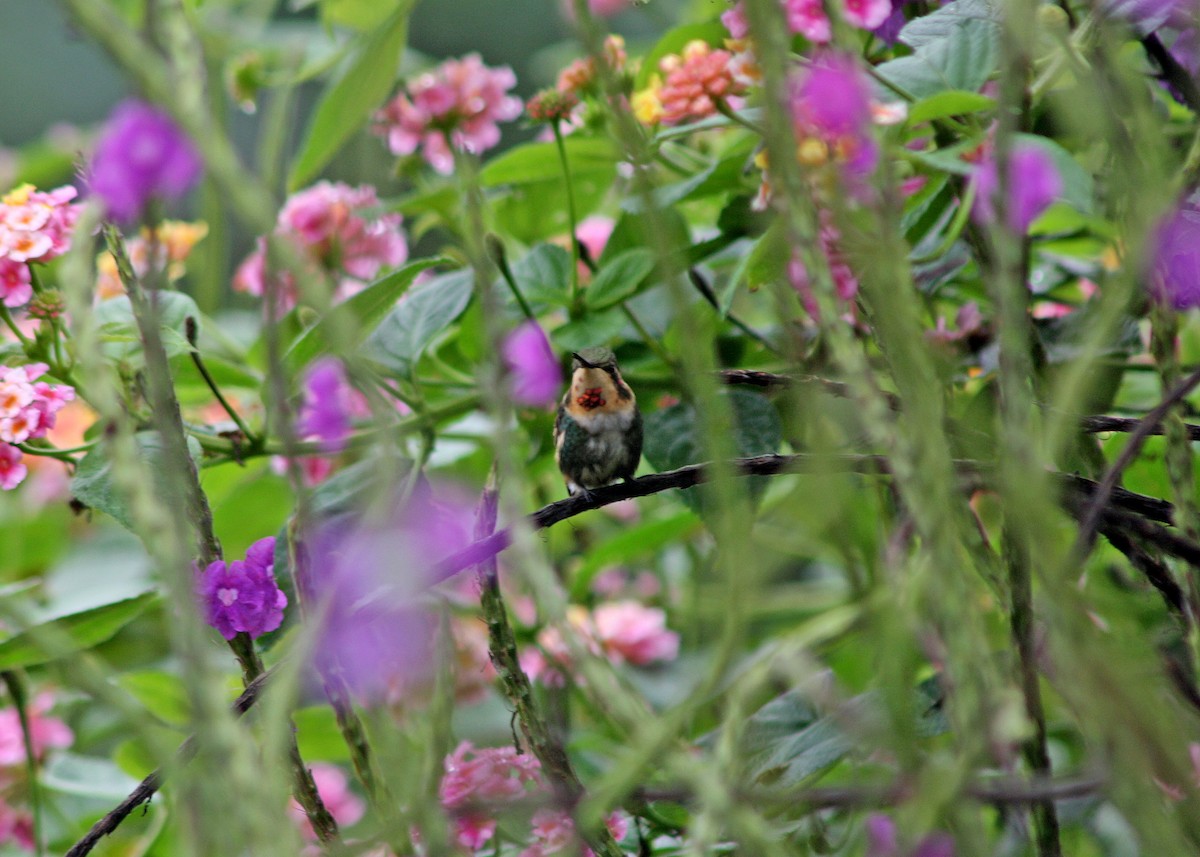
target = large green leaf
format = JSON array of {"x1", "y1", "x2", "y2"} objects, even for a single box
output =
[
  {"x1": 96, "y1": 291, "x2": 201, "y2": 366},
  {"x1": 642, "y1": 389, "x2": 782, "y2": 509},
  {"x1": 286, "y1": 257, "x2": 447, "y2": 369},
  {"x1": 482, "y1": 139, "x2": 619, "y2": 244},
  {"x1": 509, "y1": 244, "x2": 572, "y2": 309},
  {"x1": 319, "y1": 0, "x2": 403, "y2": 29},
  {"x1": 42, "y1": 753, "x2": 144, "y2": 799},
  {"x1": 364, "y1": 269, "x2": 474, "y2": 376},
  {"x1": 288, "y1": 2, "x2": 414, "y2": 189},
  {"x1": 71, "y1": 432, "x2": 203, "y2": 532},
  {"x1": 897, "y1": 0, "x2": 1002, "y2": 47},
  {"x1": 585, "y1": 248, "x2": 657, "y2": 311},
  {"x1": 876, "y1": 14, "x2": 1000, "y2": 100},
  {"x1": 0, "y1": 592, "x2": 158, "y2": 670}
]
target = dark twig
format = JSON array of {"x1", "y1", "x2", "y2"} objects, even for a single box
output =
[
  {"x1": 184, "y1": 317, "x2": 259, "y2": 448},
  {"x1": 1074, "y1": 364, "x2": 1200, "y2": 557},
  {"x1": 1142, "y1": 32, "x2": 1200, "y2": 113},
  {"x1": 65, "y1": 668, "x2": 275, "y2": 857},
  {"x1": 1080, "y1": 414, "x2": 1200, "y2": 442},
  {"x1": 687, "y1": 268, "x2": 780, "y2": 354}
]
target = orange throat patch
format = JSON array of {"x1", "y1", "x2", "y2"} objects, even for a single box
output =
[{"x1": 577, "y1": 387, "x2": 606, "y2": 410}]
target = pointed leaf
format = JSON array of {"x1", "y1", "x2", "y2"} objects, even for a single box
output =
[
  {"x1": 585, "y1": 248, "x2": 657, "y2": 310},
  {"x1": 288, "y1": 2, "x2": 414, "y2": 190},
  {"x1": 364, "y1": 269, "x2": 474, "y2": 375},
  {"x1": 0, "y1": 592, "x2": 158, "y2": 670}
]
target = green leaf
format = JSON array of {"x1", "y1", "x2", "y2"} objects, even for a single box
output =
[
  {"x1": 43, "y1": 753, "x2": 144, "y2": 799},
  {"x1": 550, "y1": 309, "x2": 628, "y2": 353},
  {"x1": 898, "y1": 0, "x2": 1002, "y2": 47},
  {"x1": 642, "y1": 389, "x2": 782, "y2": 510},
  {"x1": 118, "y1": 670, "x2": 191, "y2": 727},
  {"x1": 364, "y1": 269, "x2": 474, "y2": 376},
  {"x1": 0, "y1": 592, "x2": 158, "y2": 670},
  {"x1": 509, "y1": 244, "x2": 572, "y2": 308},
  {"x1": 320, "y1": 0, "x2": 403, "y2": 29},
  {"x1": 876, "y1": 15, "x2": 999, "y2": 100},
  {"x1": 481, "y1": 138, "x2": 617, "y2": 187},
  {"x1": 286, "y1": 257, "x2": 447, "y2": 368},
  {"x1": 288, "y1": 2, "x2": 414, "y2": 190},
  {"x1": 95, "y1": 291, "x2": 202, "y2": 366},
  {"x1": 585, "y1": 248, "x2": 657, "y2": 311},
  {"x1": 482, "y1": 138, "x2": 618, "y2": 244},
  {"x1": 71, "y1": 432, "x2": 203, "y2": 532},
  {"x1": 908, "y1": 89, "x2": 996, "y2": 124}
]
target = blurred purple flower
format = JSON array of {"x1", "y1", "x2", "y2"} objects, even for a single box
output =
[
  {"x1": 866, "y1": 814, "x2": 898, "y2": 857},
  {"x1": 502, "y1": 321, "x2": 562, "y2": 408},
  {"x1": 872, "y1": 0, "x2": 909, "y2": 44},
  {"x1": 89, "y1": 100, "x2": 202, "y2": 222},
  {"x1": 971, "y1": 143, "x2": 1062, "y2": 233},
  {"x1": 789, "y1": 54, "x2": 879, "y2": 179},
  {"x1": 1150, "y1": 198, "x2": 1200, "y2": 310},
  {"x1": 307, "y1": 484, "x2": 474, "y2": 702},
  {"x1": 865, "y1": 814, "x2": 956, "y2": 857},
  {"x1": 199, "y1": 537, "x2": 287, "y2": 640},
  {"x1": 297, "y1": 358, "x2": 354, "y2": 452}
]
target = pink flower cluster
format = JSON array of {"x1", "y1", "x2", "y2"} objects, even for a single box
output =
[
  {"x1": 0, "y1": 363, "x2": 76, "y2": 490},
  {"x1": 0, "y1": 693, "x2": 72, "y2": 850},
  {"x1": 790, "y1": 55, "x2": 879, "y2": 180},
  {"x1": 656, "y1": 41, "x2": 747, "y2": 126},
  {"x1": 440, "y1": 741, "x2": 544, "y2": 849},
  {"x1": 788, "y1": 208, "x2": 860, "y2": 319},
  {"x1": 0, "y1": 184, "x2": 81, "y2": 307},
  {"x1": 439, "y1": 741, "x2": 627, "y2": 855},
  {"x1": 522, "y1": 600, "x2": 680, "y2": 685},
  {"x1": 374, "y1": 54, "x2": 522, "y2": 174},
  {"x1": 234, "y1": 182, "x2": 407, "y2": 311},
  {"x1": 722, "y1": 0, "x2": 891, "y2": 44}
]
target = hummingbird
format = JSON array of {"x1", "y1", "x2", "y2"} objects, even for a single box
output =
[{"x1": 554, "y1": 347, "x2": 642, "y2": 499}]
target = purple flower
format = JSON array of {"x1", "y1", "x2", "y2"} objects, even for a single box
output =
[
  {"x1": 306, "y1": 484, "x2": 474, "y2": 702},
  {"x1": 866, "y1": 814, "x2": 898, "y2": 857},
  {"x1": 789, "y1": 55, "x2": 879, "y2": 180},
  {"x1": 199, "y1": 537, "x2": 288, "y2": 640},
  {"x1": 1150, "y1": 198, "x2": 1200, "y2": 309},
  {"x1": 297, "y1": 358, "x2": 353, "y2": 452},
  {"x1": 971, "y1": 143, "x2": 1063, "y2": 233},
  {"x1": 89, "y1": 100, "x2": 203, "y2": 222},
  {"x1": 502, "y1": 321, "x2": 562, "y2": 407}
]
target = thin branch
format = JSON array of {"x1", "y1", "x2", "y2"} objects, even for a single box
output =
[
  {"x1": 65, "y1": 668, "x2": 274, "y2": 857},
  {"x1": 1142, "y1": 32, "x2": 1200, "y2": 113},
  {"x1": 1075, "y1": 364, "x2": 1200, "y2": 556}
]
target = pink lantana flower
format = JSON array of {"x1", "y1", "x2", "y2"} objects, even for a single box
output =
[
  {"x1": 440, "y1": 741, "x2": 543, "y2": 848},
  {"x1": 233, "y1": 182, "x2": 406, "y2": 312},
  {"x1": 374, "y1": 54, "x2": 522, "y2": 174},
  {"x1": 520, "y1": 809, "x2": 629, "y2": 857},
  {"x1": 0, "y1": 693, "x2": 73, "y2": 767},
  {"x1": 654, "y1": 40, "x2": 747, "y2": 126},
  {"x1": 593, "y1": 601, "x2": 680, "y2": 666},
  {"x1": 0, "y1": 363, "x2": 75, "y2": 489},
  {"x1": 721, "y1": 0, "x2": 890, "y2": 42}
]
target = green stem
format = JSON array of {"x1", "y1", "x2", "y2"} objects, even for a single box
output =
[
  {"x1": 714, "y1": 98, "x2": 766, "y2": 136},
  {"x1": 488, "y1": 236, "x2": 537, "y2": 322},
  {"x1": 184, "y1": 318, "x2": 260, "y2": 448},
  {"x1": 2, "y1": 672, "x2": 43, "y2": 857},
  {"x1": 621, "y1": 303, "x2": 676, "y2": 370},
  {"x1": 0, "y1": 304, "x2": 32, "y2": 349},
  {"x1": 552, "y1": 121, "x2": 583, "y2": 316}
]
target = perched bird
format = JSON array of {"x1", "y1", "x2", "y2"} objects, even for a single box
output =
[{"x1": 554, "y1": 347, "x2": 642, "y2": 499}]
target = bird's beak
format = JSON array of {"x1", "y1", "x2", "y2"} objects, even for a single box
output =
[{"x1": 571, "y1": 352, "x2": 595, "y2": 369}]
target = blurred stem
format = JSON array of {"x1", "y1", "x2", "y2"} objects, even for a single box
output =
[
  {"x1": 551, "y1": 121, "x2": 583, "y2": 316},
  {"x1": 473, "y1": 468, "x2": 624, "y2": 857},
  {"x1": 2, "y1": 672, "x2": 43, "y2": 857},
  {"x1": 107, "y1": 222, "x2": 341, "y2": 845},
  {"x1": 909, "y1": 181, "x2": 976, "y2": 265},
  {"x1": 0, "y1": 303, "x2": 32, "y2": 349},
  {"x1": 714, "y1": 99, "x2": 765, "y2": 136},
  {"x1": 620, "y1": 303, "x2": 676, "y2": 369},
  {"x1": 1149, "y1": 306, "x2": 1200, "y2": 667}
]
